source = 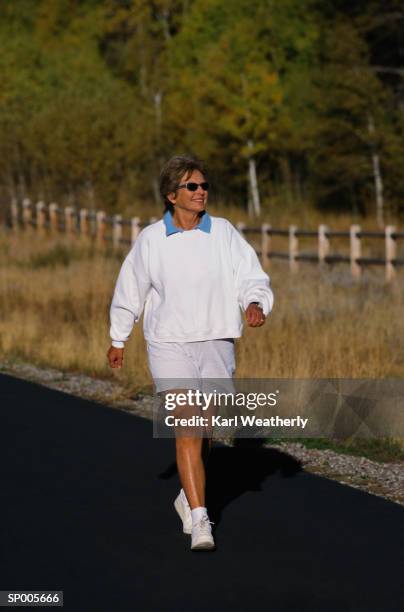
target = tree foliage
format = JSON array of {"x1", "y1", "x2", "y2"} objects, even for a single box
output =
[{"x1": 0, "y1": 0, "x2": 403, "y2": 218}]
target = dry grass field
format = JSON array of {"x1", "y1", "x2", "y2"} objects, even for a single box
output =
[{"x1": 1, "y1": 226, "x2": 403, "y2": 397}]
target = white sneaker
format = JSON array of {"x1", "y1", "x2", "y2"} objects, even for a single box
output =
[
  {"x1": 174, "y1": 490, "x2": 192, "y2": 534},
  {"x1": 191, "y1": 516, "x2": 215, "y2": 551}
]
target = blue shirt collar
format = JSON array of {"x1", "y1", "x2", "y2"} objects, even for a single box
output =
[{"x1": 163, "y1": 210, "x2": 212, "y2": 236}]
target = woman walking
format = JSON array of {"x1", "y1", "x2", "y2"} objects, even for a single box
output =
[{"x1": 107, "y1": 156, "x2": 274, "y2": 551}]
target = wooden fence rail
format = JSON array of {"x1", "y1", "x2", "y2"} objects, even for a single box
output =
[{"x1": 7, "y1": 199, "x2": 404, "y2": 282}]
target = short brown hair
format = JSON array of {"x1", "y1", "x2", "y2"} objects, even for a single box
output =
[{"x1": 159, "y1": 155, "x2": 207, "y2": 213}]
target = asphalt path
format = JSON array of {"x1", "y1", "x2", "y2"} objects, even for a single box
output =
[{"x1": 1, "y1": 373, "x2": 403, "y2": 612}]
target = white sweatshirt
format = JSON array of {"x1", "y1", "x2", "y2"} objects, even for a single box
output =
[{"x1": 109, "y1": 214, "x2": 274, "y2": 347}]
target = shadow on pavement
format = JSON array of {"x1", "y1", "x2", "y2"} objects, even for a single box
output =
[{"x1": 159, "y1": 439, "x2": 302, "y2": 527}]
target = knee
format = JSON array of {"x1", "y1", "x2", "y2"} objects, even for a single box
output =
[{"x1": 176, "y1": 436, "x2": 202, "y2": 457}]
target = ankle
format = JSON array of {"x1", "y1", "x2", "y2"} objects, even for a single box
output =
[{"x1": 191, "y1": 507, "x2": 208, "y2": 524}]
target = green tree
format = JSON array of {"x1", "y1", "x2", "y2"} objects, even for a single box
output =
[
  {"x1": 99, "y1": 0, "x2": 188, "y2": 203},
  {"x1": 165, "y1": 0, "x2": 319, "y2": 215},
  {"x1": 308, "y1": 16, "x2": 395, "y2": 220}
]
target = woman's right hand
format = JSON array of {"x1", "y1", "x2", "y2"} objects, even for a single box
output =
[{"x1": 107, "y1": 346, "x2": 124, "y2": 369}]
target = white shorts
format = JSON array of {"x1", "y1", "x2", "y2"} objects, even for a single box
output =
[{"x1": 146, "y1": 338, "x2": 236, "y2": 394}]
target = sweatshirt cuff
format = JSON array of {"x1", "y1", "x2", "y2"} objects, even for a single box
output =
[{"x1": 111, "y1": 340, "x2": 125, "y2": 349}]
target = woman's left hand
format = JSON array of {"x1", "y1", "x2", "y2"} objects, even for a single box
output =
[{"x1": 245, "y1": 303, "x2": 266, "y2": 327}]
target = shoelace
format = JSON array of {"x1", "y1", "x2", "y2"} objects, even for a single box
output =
[{"x1": 194, "y1": 516, "x2": 214, "y2": 535}]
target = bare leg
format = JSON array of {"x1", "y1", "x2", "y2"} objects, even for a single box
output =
[
  {"x1": 176, "y1": 437, "x2": 211, "y2": 509},
  {"x1": 168, "y1": 389, "x2": 213, "y2": 510}
]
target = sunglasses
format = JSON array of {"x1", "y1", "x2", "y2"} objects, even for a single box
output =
[{"x1": 176, "y1": 182, "x2": 209, "y2": 192}]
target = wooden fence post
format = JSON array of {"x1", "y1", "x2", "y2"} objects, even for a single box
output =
[
  {"x1": 236, "y1": 221, "x2": 246, "y2": 237},
  {"x1": 113, "y1": 214, "x2": 122, "y2": 248},
  {"x1": 289, "y1": 225, "x2": 298, "y2": 273},
  {"x1": 385, "y1": 225, "x2": 396, "y2": 283},
  {"x1": 261, "y1": 223, "x2": 271, "y2": 267},
  {"x1": 22, "y1": 198, "x2": 32, "y2": 228},
  {"x1": 131, "y1": 217, "x2": 141, "y2": 245},
  {"x1": 80, "y1": 208, "x2": 89, "y2": 237},
  {"x1": 36, "y1": 201, "x2": 46, "y2": 233},
  {"x1": 65, "y1": 206, "x2": 75, "y2": 234},
  {"x1": 96, "y1": 211, "x2": 106, "y2": 246},
  {"x1": 49, "y1": 203, "x2": 59, "y2": 232},
  {"x1": 318, "y1": 224, "x2": 330, "y2": 264},
  {"x1": 10, "y1": 198, "x2": 19, "y2": 229},
  {"x1": 350, "y1": 224, "x2": 361, "y2": 279}
]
